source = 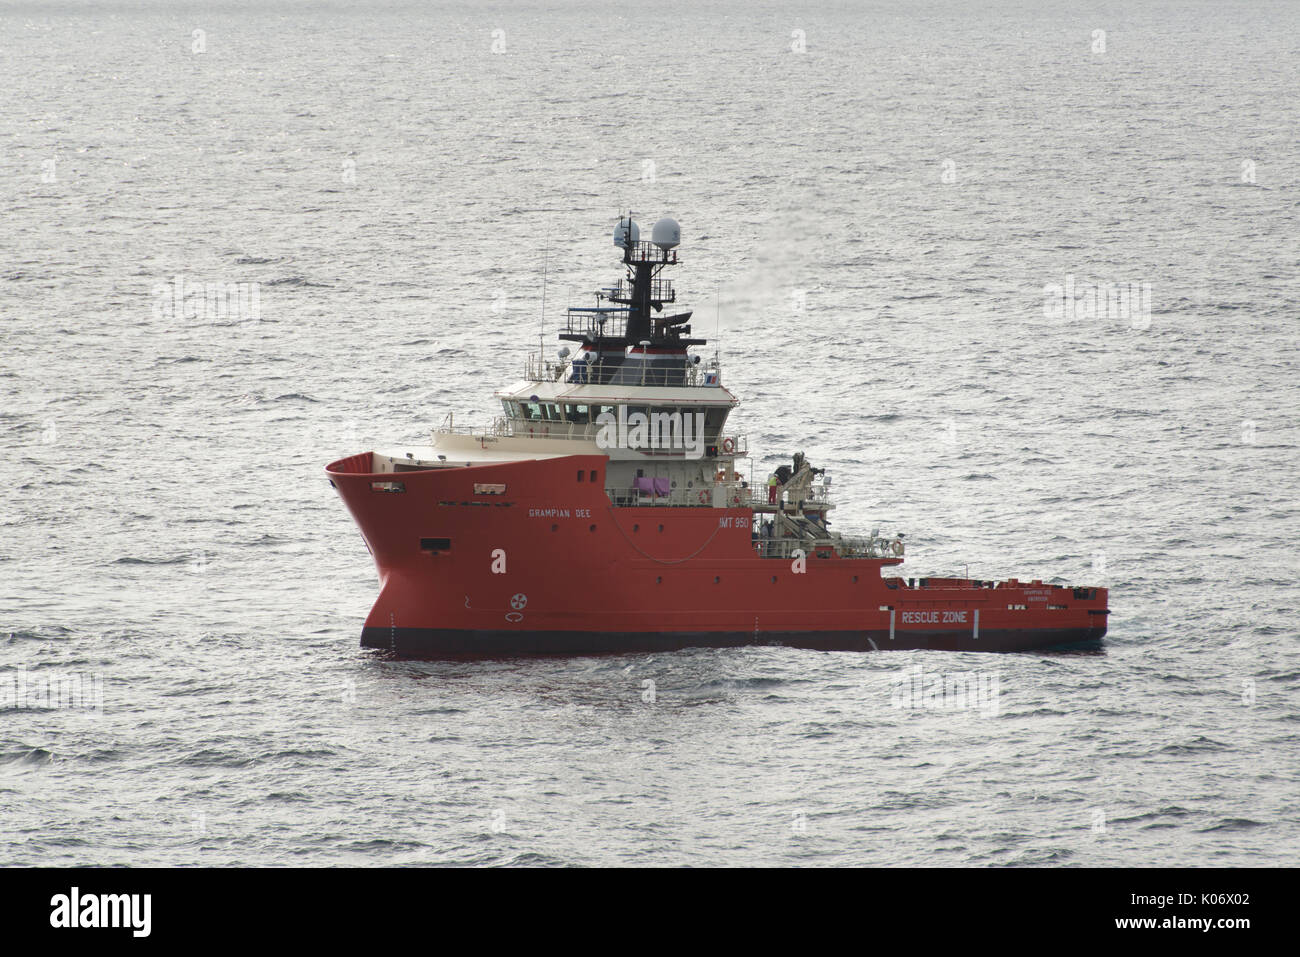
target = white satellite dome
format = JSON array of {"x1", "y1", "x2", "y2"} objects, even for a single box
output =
[
  {"x1": 651, "y1": 217, "x2": 680, "y2": 250},
  {"x1": 613, "y1": 216, "x2": 639, "y2": 247}
]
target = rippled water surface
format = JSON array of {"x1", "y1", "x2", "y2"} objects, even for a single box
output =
[{"x1": 2, "y1": 0, "x2": 1298, "y2": 866}]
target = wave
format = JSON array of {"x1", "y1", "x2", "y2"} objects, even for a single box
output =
[{"x1": 0, "y1": 748, "x2": 55, "y2": 765}]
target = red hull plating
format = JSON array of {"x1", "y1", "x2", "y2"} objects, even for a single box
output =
[{"x1": 327, "y1": 452, "x2": 1109, "y2": 656}]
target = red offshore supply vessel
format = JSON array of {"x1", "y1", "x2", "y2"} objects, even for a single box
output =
[{"x1": 327, "y1": 215, "x2": 1109, "y2": 656}]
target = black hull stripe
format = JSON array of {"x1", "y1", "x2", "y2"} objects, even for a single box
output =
[{"x1": 360, "y1": 626, "x2": 1106, "y2": 657}]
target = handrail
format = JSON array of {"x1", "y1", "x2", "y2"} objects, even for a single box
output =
[
  {"x1": 564, "y1": 312, "x2": 629, "y2": 340},
  {"x1": 613, "y1": 278, "x2": 675, "y2": 303},
  {"x1": 434, "y1": 417, "x2": 747, "y2": 453},
  {"x1": 606, "y1": 486, "x2": 713, "y2": 508},
  {"x1": 524, "y1": 353, "x2": 714, "y2": 388},
  {"x1": 623, "y1": 241, "x2": 677, "y2": 264},
  {"x1": 743, "y1": 482, "x2": 832, "y2": 508},
  {"x1": 751, "y1": 535, "x2": 903, "y2": 559}
]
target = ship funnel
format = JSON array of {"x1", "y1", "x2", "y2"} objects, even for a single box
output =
[
  {"x1": 614, "y1": 216, "x2": 639, "y2": 247},
  {"x1": 652, "y1": 217, "x2": 680, "y2": 250}
]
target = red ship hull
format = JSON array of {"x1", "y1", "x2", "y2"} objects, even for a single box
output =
[{"x1": 327, "y1": 452, "x2": 1109, "y2": 657}]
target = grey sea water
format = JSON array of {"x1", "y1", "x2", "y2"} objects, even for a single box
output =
[{"x1": 2, "y1": 0, "x2": 1298, "y2": 866}]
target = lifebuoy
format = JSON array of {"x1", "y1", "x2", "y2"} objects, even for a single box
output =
[
  {"x1": 698, "y1": 489, "x2": 710, "y2": 504},
  {"x1": 731, "y1": 492, "x2": 741, "y2": 505},
  {"x1": 891, "y1": 539, "x2": 904, "y2": 556},
  {"x1": 721, "y1": 437, "x2": 736, "y2": 454}
]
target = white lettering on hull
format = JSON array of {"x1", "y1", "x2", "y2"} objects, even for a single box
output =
[
  {"x1": 900, "y1": 611, "x2": 970, "y2": 625},
  {"x1": 528, "y1": 508, "x2": 592, "y2": 519}
]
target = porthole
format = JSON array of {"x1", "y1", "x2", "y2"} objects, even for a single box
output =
[
  {"x1": 714, "y1": 576, "x2": 721, "y2": 584},
  {"x1": 552, "y1": 524, "x2": 559, "y2": 532},
  {"x1": 633, "y1": 524, "x2": 640, "y2": 533},
  {"x1": 658, "y1": 524, "x2": 664, "y2": 533},
  {"x1": 589, "y1": 524, "x2": 597, "y2": 533},
  {"x1": 656, "y1": 576, "x2": 662, "y2": 584},
  {"x1": 771, "y1": 576, "x2": 778, "y2": 584}
]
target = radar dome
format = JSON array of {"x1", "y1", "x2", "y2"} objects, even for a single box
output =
[
  {"x1": 613, "y1": 217, "x2": 639, "y2": 247},
  {"x1": 652, "y1": 217, "x2": 680, "y2": 250}
]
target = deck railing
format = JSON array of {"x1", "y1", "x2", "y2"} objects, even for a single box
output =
[
  {"x1": 524, "y1": 352, "x2": 712, "y2": 388},
  {"x1": 613, "y1": 278, "x2": 675, "y2": 303},
  {"x1": 561, "y1": 312, "x2": 629, "y2": 342},
  {"x1": 744, "y1": 483, "x2": 833, "y2": 509},
  {"x1": 623, "y1": 241, "x2": 677, "y2": 264},
  {"x1": 751, "y1": 535, "x2": 903, "y2": 560},
  {"x1": 435, "y1": 416, "x2": 747, "y2": 456},
  {"x1": 606, "y1": 486, "x2": 713, "y2": 508}
]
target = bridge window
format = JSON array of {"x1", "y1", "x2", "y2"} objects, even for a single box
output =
[{"x1": 703, "y1": 406, "x2": 729, "y2": 438}]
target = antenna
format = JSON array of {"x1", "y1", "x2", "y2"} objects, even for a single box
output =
[
  {"x1": 538, "y1": 237, "x2": 550, "y2": 366},
  {"x1": 714, "y1": 282, "x2": 722, "y2": 368}
]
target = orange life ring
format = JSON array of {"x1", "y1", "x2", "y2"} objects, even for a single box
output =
[
  {"x1": 721, "y1": 437, "x2": 736, "y2": 454},
  {"x1": 891, "y1": 539, "x2": 904, "y2": 556},
  {"x1": 698, "y1": 489, "x2": 710, "y2": 504}
]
